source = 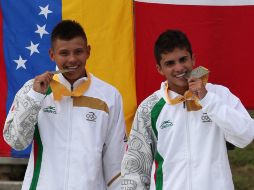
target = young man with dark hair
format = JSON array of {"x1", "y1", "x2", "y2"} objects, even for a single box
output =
[
  {"x1": 121, "y1": 29, "x2": 254, "y2": 190},
  {"x1": 4, "y1": 20, "x2": 126, "y2": 190}
]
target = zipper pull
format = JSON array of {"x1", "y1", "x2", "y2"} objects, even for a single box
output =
[{"x1": 71, "y1": 85, "x2": 74, "y2": 98}]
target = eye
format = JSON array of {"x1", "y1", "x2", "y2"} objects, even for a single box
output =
[
  {"x1": 59, "y1": 51, "x2": 69, "y2": 56},
  {"x1": 74, "y1": 48, "x2": 84, "y2": 55},
  {"x1": 164, "y1": 60, "x2": 175, "y2": 67},
  {"x1": 179, "y1": 56, "x2": 188, "y2": 63}
]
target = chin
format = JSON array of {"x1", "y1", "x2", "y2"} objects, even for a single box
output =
[
  {"x1": 64, "y1": 73, "x2": 79, "y2": 79},
  {"x1": 177, "y1": 81, "x2": 188, "y2": 88}
]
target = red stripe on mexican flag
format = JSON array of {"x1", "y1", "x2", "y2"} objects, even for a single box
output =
[{"x1": 134, "y1": 0, "x2": 254, "y2": 109}]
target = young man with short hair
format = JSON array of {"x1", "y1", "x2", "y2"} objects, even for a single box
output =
[
  {"x1": 4, "y1": 20, "x2": 126, "y2": 190},
  {"x1": 121, "y1": 30, "x2": 254, "y2": 190}
]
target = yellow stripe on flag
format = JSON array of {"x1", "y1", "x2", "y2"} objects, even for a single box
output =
[{"x1": 62, "y1": 1, "x2": 136, "y2": 134}]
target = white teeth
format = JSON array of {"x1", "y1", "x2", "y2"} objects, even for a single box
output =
[
  {"x1": 176, "y1": 73, "x2": 185, "y2": 77},
  {"x1": 66, "y1": 66, "x2": 78, "y2": 70}
]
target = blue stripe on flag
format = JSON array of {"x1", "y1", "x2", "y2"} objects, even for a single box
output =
[{"x1": 2, "y1": 0, "x2": 62, "y2": 157}]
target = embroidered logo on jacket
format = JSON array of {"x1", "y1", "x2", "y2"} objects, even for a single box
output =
[
  {"x1": 201, "y1": 113, "x2": 212, "y2": 123},
  {"x1": 160, "y1": 120, "x2": 173, "y2": 129},
  {"x1": 43, "y1": 106, "x2": 56, "y2": 114},
  {"x1": 86, "y1": 112, "x2": 97, "y2": 122}
]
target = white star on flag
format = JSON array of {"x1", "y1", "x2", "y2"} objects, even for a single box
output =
[
  {"x1": 35, "y1": 24, "x2": 49, "y2": 38},
  {"x1": 14, "y1": 56, "x2": 27, "y2": 70},
  {"x1": 39, "y1": 5, "x2": 53, "y2": 19},
  {"x1": 26, "y1": 41, "x2": 40, "y2": 56}
]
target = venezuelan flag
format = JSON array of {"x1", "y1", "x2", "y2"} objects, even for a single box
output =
[{"x1": 0, "y1": 0, "x2": 136, "y2": 157}]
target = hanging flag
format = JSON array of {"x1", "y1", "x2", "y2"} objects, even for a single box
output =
[
  {"x1": 134, "y1": 0, "x2": 254, "y2": 109},
  {"x1": 0, "y1": 0, "x2": 136, "y2": 157}
]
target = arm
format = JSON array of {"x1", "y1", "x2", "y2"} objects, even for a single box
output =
[
  {"x1": 103, "y1": 90, "x2": 126, "y2": 190},
  {"x1": 121, "y1": 94, "x2": 158, "y2": 190},
  {"x1": 200, "y1": 87, "x2": 254, "y2": 148},
  {"x1": 3, "y1": 72, "x2": 53, "y2": 150},
  {"x1": 3, "y1": 80, "x2": 45, "y2": 150}
]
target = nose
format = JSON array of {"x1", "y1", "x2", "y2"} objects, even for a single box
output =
[
  {"x1": 68, "y1": 53, "x2": 77, "y2": 63},
  {"x1": 174, "y1": 62, "x2": 184, "y2": 72}
]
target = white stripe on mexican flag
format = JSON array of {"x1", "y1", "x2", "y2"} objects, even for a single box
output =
[{"x1": 134, "y1": 0, "x2": 254, "y2": 109}]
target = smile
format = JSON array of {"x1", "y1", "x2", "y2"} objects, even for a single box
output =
[
  {"x1": 175, "y1": 72, "x2": 188, "y2": 78},
  {"x1": 65, "y1": 65, "x2": 79, "y2": 71}
]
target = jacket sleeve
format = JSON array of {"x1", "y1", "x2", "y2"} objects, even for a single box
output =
[
  {"x1": 102, "y1": 90, "x2": 126, "y2": 190},
  {"x1": 200, "y1": 86, "x2": 254, "y2": 148},
  {"x1": 121, "y1": 94, "x2": 158, "y2": 190},
  {"x1": 3, "y1": 79, "x2": 45, "y2": 150}
]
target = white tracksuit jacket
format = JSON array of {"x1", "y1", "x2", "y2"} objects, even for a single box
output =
[
  {"x1": 4, "y1": 73, "x2": 126, "y2": 190},
  {"x1": 121, "y1": 82, "x2": 254, "y2": 190}
]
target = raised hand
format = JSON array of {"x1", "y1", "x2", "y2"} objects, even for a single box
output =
[
  {"x1": 33, "y1": 71, "x2": 54, "y2": 94},
  {"x1": 188, "y1": 77, "x2": 207, "y2": 100}
]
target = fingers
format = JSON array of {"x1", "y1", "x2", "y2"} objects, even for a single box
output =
[
  {"x1": 188, "y1": 77, "x2": 201, "y2": 92},
  {"x1": 188, "y1": 77, "x2": 207, "y2": 99},
  {"x1": 33, "y1": 71, "x2": 54, "y2": 94}
]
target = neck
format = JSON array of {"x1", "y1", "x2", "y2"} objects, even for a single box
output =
[
  {"x1": 63, "y1": 70, "x2": 88, "y2": 85},
  {"x1": 167, "y1": 83, "x2": 188, "y2": 95}
]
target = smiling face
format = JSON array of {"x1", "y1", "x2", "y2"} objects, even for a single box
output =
[
  {"x1": 156, "y1": 48, "x2": 195, "y2": 95},
  {"x1": 49, "y1": 36, "x2": 90, "y2": 84}
]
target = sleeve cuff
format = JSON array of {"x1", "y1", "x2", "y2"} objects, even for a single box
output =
[{"x1": 27, "y1": 88, "x2": 46, "y2": 102}]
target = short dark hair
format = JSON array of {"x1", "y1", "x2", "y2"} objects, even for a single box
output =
[
  {"x1": 51, "y1": 20, "x2": 87, "y2": 47},
  {"x1": 154, "y1": 30, "x2": 192, "y2": 65}
]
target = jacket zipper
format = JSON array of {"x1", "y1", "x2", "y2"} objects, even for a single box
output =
[
  {"x1": 64, "y1": 85, "x2": 73, "y2": 190},
  {"x1": 184, "y1": 102, "x2": 192, "y2": 190}
]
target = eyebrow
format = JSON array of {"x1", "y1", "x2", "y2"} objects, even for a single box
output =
[
  {"x1": 163, "y1": 55, "x2": 189, "y2": 65},
  {"x1": 179, "y1": 55, "x2": 189, "y2": 60},
  {"x1": 164, "y1": 60, "x2": 175, "y2": 65}
]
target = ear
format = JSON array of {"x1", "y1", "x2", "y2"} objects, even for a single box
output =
[
  {"x1": 156, "y1": 64, "x2": 164, "y2": 76},
  {"x1": 49, "y1": 48, "x2": 54, "y2": 61},
  {"x1": 86, "y1": 45, "x2": 91, "y2": 59},
  {"x1": 191, "y1": 54, "x2": 196, "y2": 66}
]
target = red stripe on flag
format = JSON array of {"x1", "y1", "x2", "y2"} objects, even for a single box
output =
[
  {"x1": 0, "y1": 6, "x2": 11, "y2": 156},
  {"x1": 135, "y1": 2, "x2": 254, "y2": 108}
]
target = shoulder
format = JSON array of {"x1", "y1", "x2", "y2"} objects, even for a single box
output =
[
  {"x1": 206, "y1": 83, "x2": 238, "y2": 98},
  {"x1": 88, "y1": 74, "x2": 122, "y2": 107},
  {"x1": 131, "y1": 91, "x2": 161, "y2": 145},
  {"x1": 137, "y1": 90, "x2": 162, "y2": 116},
  {"x1": 206, "y1": 83, "x2": 240, "y2": 105},
  {"x1": 91, "y1": 74, "x2": 121, "y2": 95},
  {"x1": 206, "y1": 83, "x2": 230, "y2": 94}
]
